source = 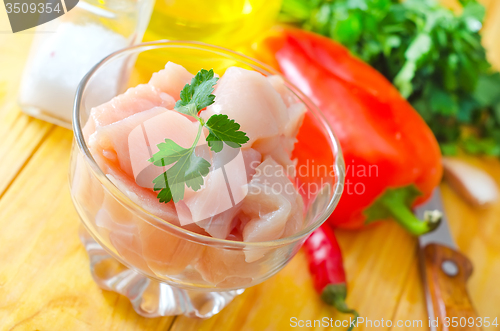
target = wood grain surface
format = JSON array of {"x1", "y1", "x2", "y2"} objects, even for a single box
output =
[{"x1": 0, "y1": 1, "x2": 499, "y2": 330}]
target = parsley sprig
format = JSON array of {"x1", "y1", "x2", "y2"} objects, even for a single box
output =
[{"x1": 148, "y1": 69, "x2": 249, "y2": 203}]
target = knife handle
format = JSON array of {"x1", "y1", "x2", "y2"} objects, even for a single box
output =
[{"x1": 423, "y1": 243, "x2": 481, "y2": 330}]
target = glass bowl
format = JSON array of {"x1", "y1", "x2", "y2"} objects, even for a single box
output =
[{"x1": 69, "y1": 41, "x2": 345, "y2": 318}]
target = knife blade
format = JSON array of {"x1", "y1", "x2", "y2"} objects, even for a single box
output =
[{"x1": 415, "y1": 188, "x2": 481, "y2": 331}]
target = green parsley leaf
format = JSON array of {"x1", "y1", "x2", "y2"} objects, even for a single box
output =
[
  {"x1": 184, "y1": 154, "x2": 211, "y2": 191},
  {"x1": 149, "y1": 68, "x2": 248, "y2": 203},
  {"x1": 462, "y1": 2, "x2": 485, "y2": 31},
  {"x1": 151, "y1": 146, "x2": 211, "y2": 203},
  {"x1": 148, "y1": 139, "x2": 191, "y2": 167},
  {"x1": 162, "y1": 153, "x2": 191, "y2": 203},
  {"x1": 152, "y1": 172, "x2": 173, "y2": 203},
  {"x1": 175, "y1": 69, "x2": 219, "y2": 117},
  {"x1": 205, "y1": 114, "x2": 250, "y2": 152}
]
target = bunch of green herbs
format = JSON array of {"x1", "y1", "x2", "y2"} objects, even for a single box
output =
[{"x1": 280, "y1": 0, "x2": 500, "y2": 156}]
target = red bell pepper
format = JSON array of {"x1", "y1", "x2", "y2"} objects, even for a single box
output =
[
  {"x1": 304, "y1": 225, "x2": 358, "y2": 330},
  {"x1": 253, "y1": 28, "x2": 443, "y2": 235}
]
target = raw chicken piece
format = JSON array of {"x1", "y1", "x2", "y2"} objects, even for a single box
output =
[
  {"x1": 202, "y1": 69, "x2": 305, "y2": 175},
  {"x1": 267, "y1": 75, "x2": 306, "y2": 139},
  {"x1": 137, "y1": 221, "x2": 204, "y2": 277},
  {"x1": 241, "y1": 148, "x2": 262, "y2": 181},
  {"x1": 241, "y1": 184, "x2": 291, "y2": 243},
  {"x1": 91, "y1": 106, "x2": 167, "y2": 177},
  {"x1": 149, "y1": 62, "x2": 194, "y2": 99},
  {"x1": 251, "y1": 100, "x2": 305, "y2": 175},
  {"x1": 238, "y1": 157, "x2": 305, "y2": 262},
  {"x1": 284, "y1": 103, "x2": 307, "y2": 143},
  {"x1": 282, "y1": 193, "x2": 305, "y2": 239},
  {"x1": 267, "y1": 75, "x2": 296, "y2": 107},
  {"x1": 90, "y1": 108, "x2": 205, "y2": 189},
  {"x1": 174, "y1": 163, "x2": 240, "y2": 239},
  {"x1": 195, "y1": 246, "x2": 262, "y2": 286},
  {"x1": 202, "y1": 67, "x2": 289, "y2": 145},
  {"x1": 253, "y1": 76, "x2": 306, "y2": 173},
  {"x1": 249, "y1": 157, "x2": 305, "y2": 238},
  {"x1": 106, "y1": 167, "x2": 179, "y2": 225},
  {"x1": 252, "y1": 136, "x2": 296, "y2": 176},
  {"x1": 84, "y1": 62, "x2": 193, "y2": 139},
  {"x1": 97, "y1": 170, "x2": 205, "y2": 276},
  {"x1": 86, "y1": 84, "x2": 174, "y2": 134},
  {"x1": 176, "y1": 147, "x2": 262, "y2": 238},
  {"x1": 128, "y1": 109, "x2": 206, "y2": 188},
  {"x1": 95, "y1": 190, "x2": 153, "y2": 274},
  {"x1": 96, "y1": 173, "x2": 204, "y2": 276},
  {"x1": 187, "y1": 205, "x2": 241, "y2": 240}
]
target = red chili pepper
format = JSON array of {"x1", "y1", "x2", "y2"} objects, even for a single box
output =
[
  {"x1": 252, "y1": 28, "x2": 443, "y2": 235},
  {"x1": 304, "y1": 225, "x2": 358, "y2": 330}
]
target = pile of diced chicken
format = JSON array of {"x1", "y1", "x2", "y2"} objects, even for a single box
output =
[{"x1": 84, "y1": 63, "x2": 306, "y2": 247}]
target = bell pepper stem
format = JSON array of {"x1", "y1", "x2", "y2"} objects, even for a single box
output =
[
  {"x1": 321, "y1": 283, "x2": 359, "y2": 331},
  {"x1": 381, "y1": 198, "x2": 441, "y2": 235},
  {"x1": 364, "y1": 186, "x2": 442, "y2": 236}
]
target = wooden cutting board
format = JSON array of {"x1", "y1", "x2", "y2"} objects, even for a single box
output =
[{"x1": 0, "y1": 1, "x2": 499, "y2": 330}]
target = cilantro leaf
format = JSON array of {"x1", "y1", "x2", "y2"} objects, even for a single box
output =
[
  {"x1": 205, "y1": 114, "x2": 250, "y2": 152},
  {"x1": 175, "y1": 69, "x2": 219, "y2": 117}
]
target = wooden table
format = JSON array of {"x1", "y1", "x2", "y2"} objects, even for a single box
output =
[{"x1": 1, "y1": 2, "x2": 500, "y2": 330}]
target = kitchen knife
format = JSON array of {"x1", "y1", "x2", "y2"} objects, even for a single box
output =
[{"x1": 415, "y1": 188, "x2": 480, "y2": 331}]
